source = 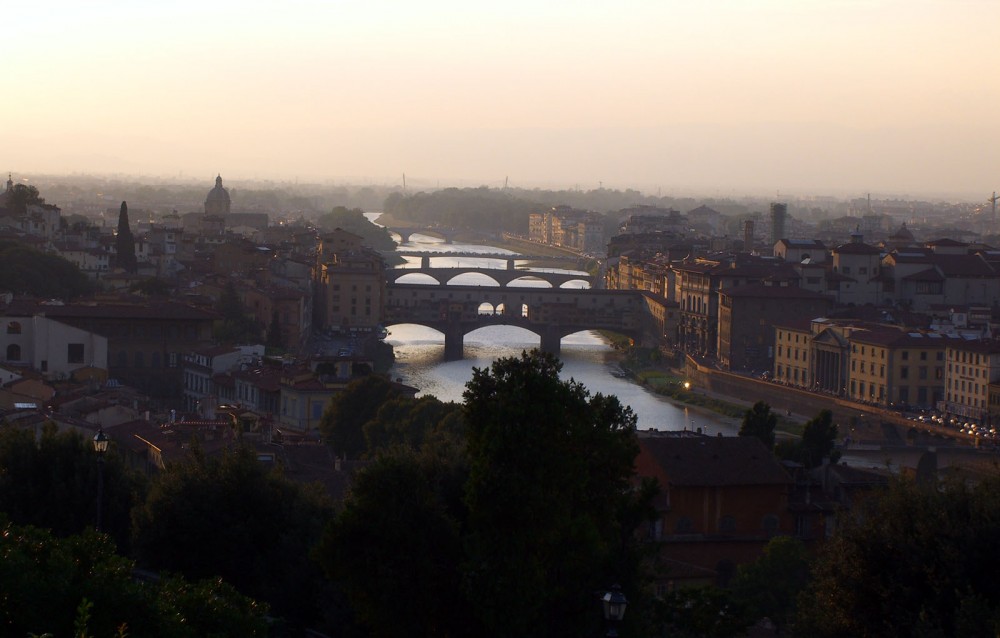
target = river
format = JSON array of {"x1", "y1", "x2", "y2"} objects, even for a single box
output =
[{"x1": 375, "y1": 219, "x2": 738, "y2": 434}]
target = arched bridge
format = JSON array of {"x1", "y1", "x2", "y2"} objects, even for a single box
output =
[
  {"x1": 382, "y1": 225, "x2": 465, "y2": 244},
  {"x1": 387, "y1": 258, "x2": 594, "y2": 288},
  {"x1": 385, "y1": 283, "x2": 648, "y2": 360}
]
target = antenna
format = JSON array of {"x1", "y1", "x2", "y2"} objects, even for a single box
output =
[{"x1": 402, "y1": 173, "x2": 406, "y2": 191}]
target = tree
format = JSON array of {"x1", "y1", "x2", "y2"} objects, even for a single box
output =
[
  {"x1": 316, "y1": 205, "x2": 396, "y2": 251},
  {"x1": 739, "y1": 400, "x2": 777, "y2": 450},
  {"x1": 213, "y1": 280, "x2": 261, "y2": 344},
  {"x1": 6, "y1": 183, "x2": 41, "y2": 214},
  {"x1": 319, "y1": 374, "x2": 400, "y2": 459},
  {"x1": 0, "y1": 517, "x2": 268, "y2": 637},
  {"x1": 317, "y1": 453, "x2": 473, "y2": 637},
  {"x1": 461, "y1": 350, "x2": 646, "y2": 637},
  {"x1": 729, "y1": 535, "x2": 811, "y2": 633},
  {"x1": 362, "y1": 394, "x2": 464, "y2": 456},
  {"x1": 115, "y1": 201, "x2": 137, "y2": 273},
  {"x1": 797, "y1": 476, "x2": 1000, "y2": 636},
  {"x1": 0, "y1": 241, "x2": 93, "y2": 299},
  {"x1": 800, "y1": 409, "x2": 839, "y2": 468},
  {"x1": 131, "y1": 445, "x2": 334, "y2": 630},
  {"x1": 0, "y1": 423, "x2": 146, "y2": 550}
]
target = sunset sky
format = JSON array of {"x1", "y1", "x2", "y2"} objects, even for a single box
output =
[{"x1": 3, "y1": 0, "x2": 998, "y2": 198}]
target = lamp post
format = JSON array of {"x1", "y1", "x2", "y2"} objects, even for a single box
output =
[
  {"x1": 602, "y1": 584, "x2": 627, "y2": 637},
  {"x1": 92, "y1": 428, "x2": 108, "y2": 532}
]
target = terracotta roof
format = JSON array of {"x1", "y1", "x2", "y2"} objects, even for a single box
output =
[{"x1": 639, "y1": 436, "x2": 791, "y2": 487}]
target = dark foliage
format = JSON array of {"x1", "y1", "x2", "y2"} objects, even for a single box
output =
[
  {"x1": 131, "y1": 445, "x2": 334, "y2": 629},
  {"x1": 0, "y1": 423, "x2": 146, "y2": 551},
  {"x1": 0, "y1": 517, "x2": 269, "y2": 637},
  {"x1": 0, "y1": 241, "x2": 94, "y2": 299},
  {"x1": 797, "y1": 476, "x2": 1000, "y2": 636},
  {"x1": 316, "y1": 205, "x2": 396, "y2": 250}
]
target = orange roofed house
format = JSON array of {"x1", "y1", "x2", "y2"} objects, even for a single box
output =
[{"x1": 634, "y1": 434, "x2": 798, "y2": 592}]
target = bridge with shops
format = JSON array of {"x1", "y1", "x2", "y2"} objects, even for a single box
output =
[{"x1": 384, "y1": 282, "x2": 649, "y2": 360}]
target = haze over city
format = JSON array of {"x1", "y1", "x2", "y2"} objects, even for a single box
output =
[{"x1": 4, "y1": 0, "x2": 998, "y2": 199}]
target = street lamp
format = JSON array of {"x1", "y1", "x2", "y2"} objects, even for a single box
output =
[
  {"x1": 602, "y1": 584, "x2": 627, "y2": 637},
  {"x1": 92, "y1": 428, "x2": 108, "y2": 532}
]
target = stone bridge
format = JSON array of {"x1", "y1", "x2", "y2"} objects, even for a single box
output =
[
  {"x1": 385, "y1": 283, "x2": 649, "y2": 360},
  {"x1": 382, "y1": 225, "x2": 473, "y2": 244},
  {"x1": 387, "y1": 258, "x2": 594, "y2": 288}
]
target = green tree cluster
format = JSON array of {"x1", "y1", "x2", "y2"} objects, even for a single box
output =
[
  {"x1": 318, "y1": 351, "x2": 656, "y2": 637},
  {"x1": 0, "y1": 517, "x2": 268, "y2": 637},
  {"x1": 797, "y1": 476, "x2": 1000, "y2": 637},
  {"x1": 0, "y1": 424, "x2": 145, "y2": 550},
  {"x1": 5, "y1": 183, "x2": 42, "y2": 214},
  {"x1": 738, "y1": 400, "x2": 777, "y2": 450},
  {"x1": 131, "y1": 445, "x2": 334, "y2": 629},
  {"x1": 213, "y1": 280, "x2": 261, "y2": 344},
  {"x1": 315, "y1": 205, "x2": 397, "y2": 251},
  {"x1": 0, "y1": 241, "x2": 94, "y2": 299}
]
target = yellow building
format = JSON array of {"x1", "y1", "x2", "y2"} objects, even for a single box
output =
[
  {"x1": 848, "y1": 329, "x2": 948, "y2": 409},
  {"x1": 945, "y1": 340, "x2": 1000, "y2": 422},
  {"x1": 316, "y1": 229, "x2": 386, "y2": 332}
]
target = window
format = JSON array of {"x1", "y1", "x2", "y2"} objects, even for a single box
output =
[
  {"x1": 6, "y1": 344, "x2": 20, "y2": 361},
  {"x1": 6, "y1": 321, "x2": 20, "y2": 334},
  {"x1": 67, "y1": 343, "x2": 85, "y2": 364},
  {"x1": 920, "y1": 351, "x2": 927, "y2": 361},
  {"x1": 919, "y1": 366, "x2": 927, "y2": 380},
  {"x1": 900, "y1": 366, "x2": 909, "y2": 380},
  {"x1": 675, "y1": 517, "x2": 693, "y2": 533},
  {"x1": 902, "y1": 351, "x2": 909, "y2": 360},
  {"x1": 134, "y1": 352, "x2": 144, "y2": 368}
]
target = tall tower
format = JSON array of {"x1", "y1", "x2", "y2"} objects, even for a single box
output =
[
  {"x1": 116, "y1": 201, "x2": 138, "y2": 274},
  {"x1": 770, "y1": 202, "x2": 787, "y2": 247},
  {"x1": 743, "y1": 219, "x2": 755, "y2": 253}
]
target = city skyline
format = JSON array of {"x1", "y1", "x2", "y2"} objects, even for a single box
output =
[{"x1": 3, "y1": 0, "x2": 998, "y2": 200}]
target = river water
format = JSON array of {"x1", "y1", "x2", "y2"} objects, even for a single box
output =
[{"x1": 377, "y1": 220, "x2": 737, "y2": 434}]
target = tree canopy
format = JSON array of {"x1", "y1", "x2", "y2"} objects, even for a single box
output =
[
  {"x1": 316, "y1": 205, "x2": 396, "y2": 251},
  {"x1": 738, "y1": 400, "x2": 777, "y2": 450},
  {"x1": 131, "y1": 445, "x2": 334, "y2": 629},
  {"x1": 0, "y1": 241, "x2": 94, "y2": 299},
  {"x1": 461, "y1": 350, "x2": 645, "y2": 637},
  {"x1": 0, "y1": 517, "x2": 268, "y2": 637},
  {"x1": 5, "y1": 183, "x2": 42, "y2": 214},
  {"x1": 319, "y1": 374, "x2": 401, "y2": 459},
  {"x1": 0, "y1": 423, "x2": 146, "y2": 550},
  {"x1": 797, "y1": 476, "x2": 1000, "y2": 636},
  {"x1": 315, "y1": 350, "x2": 653, "y2": 637}
]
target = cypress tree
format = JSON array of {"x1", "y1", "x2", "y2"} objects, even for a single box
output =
[{"x1": 116, "y1": 201, "x2": 137, "y2": 273}]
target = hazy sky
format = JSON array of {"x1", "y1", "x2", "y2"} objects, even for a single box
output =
[{"x1": 4, "y1": 1, "x2": 998, "y2": 198}]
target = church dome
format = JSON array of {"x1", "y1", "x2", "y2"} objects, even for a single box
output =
[{"x1": 205, "y1": 174, "x2": 231, "y2": 215}]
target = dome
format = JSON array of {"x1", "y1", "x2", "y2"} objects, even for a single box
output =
[{"x1": 204, "y1": 174, "x2": 231, "y2": 215}]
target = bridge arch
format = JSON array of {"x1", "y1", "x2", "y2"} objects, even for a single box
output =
[{"x1": 385, "y1": 283, "x2": 646, "y2": 360}]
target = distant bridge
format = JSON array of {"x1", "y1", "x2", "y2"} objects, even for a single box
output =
[
  {"x1": 392, "y1": 250, "x2": 585, "y2": 264},
  {"x1": 385, "y1": 283, "x2": 648, "y2": 360},
  {"x1": 387, "y1": 260, "x2": 594, "y2": 288},
  {"x1": 382, "y1": 225, "x2": 494, "y2": 244}
]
